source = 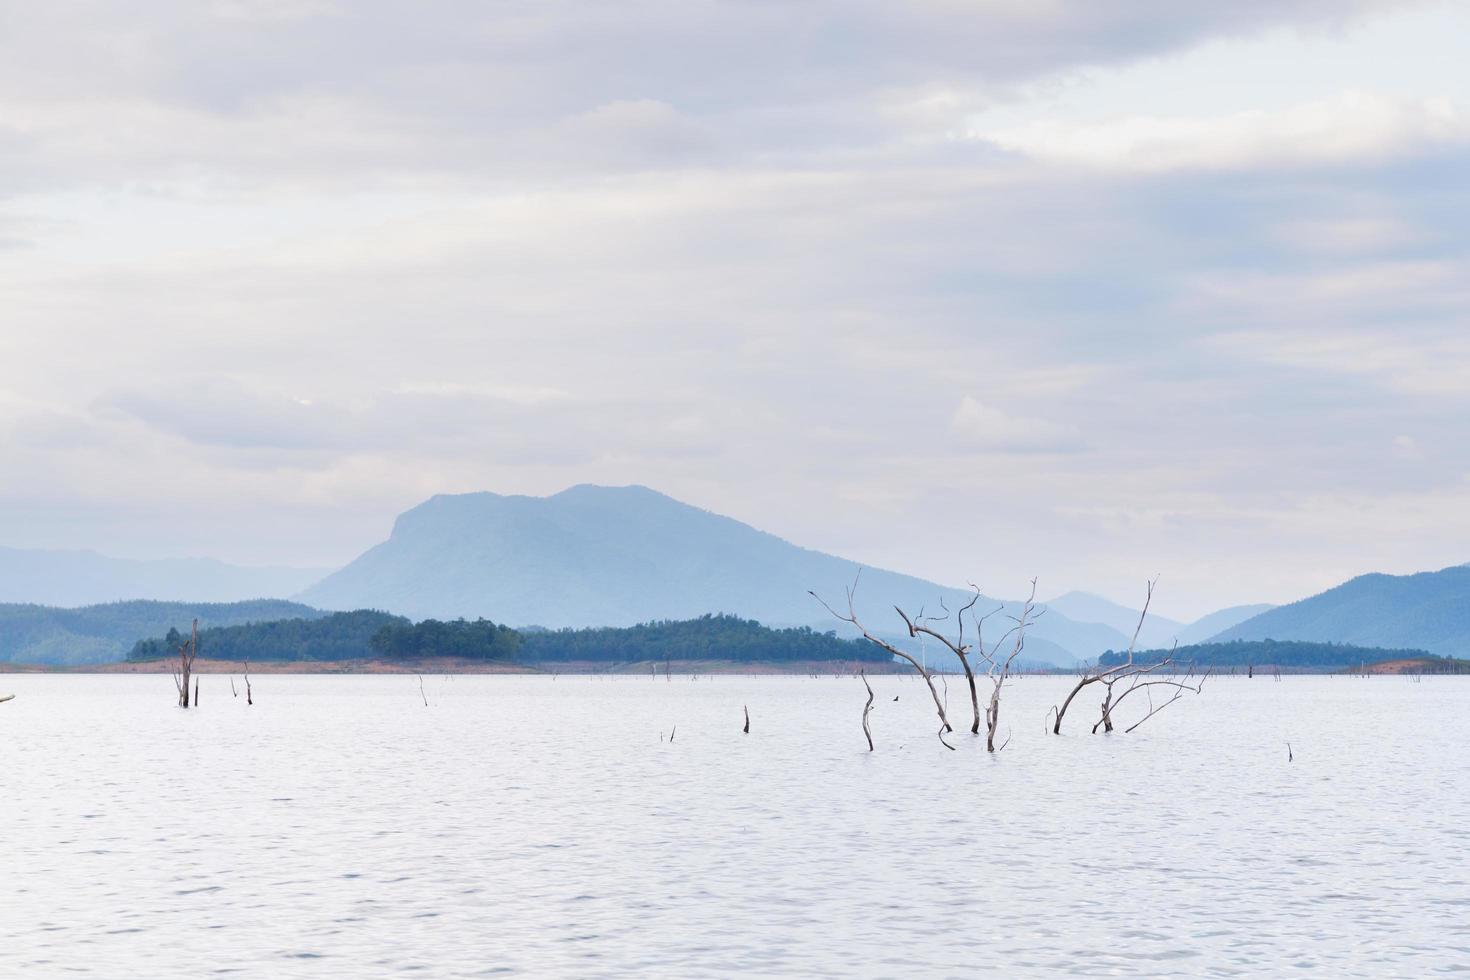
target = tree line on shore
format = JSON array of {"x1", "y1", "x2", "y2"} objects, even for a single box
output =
[
  {"x1": 1096, "y1": 638, "x2": 1467, "y2": 672},
  {"x1": 127, "y1": 611, "x2": 887, "y2": 665}
]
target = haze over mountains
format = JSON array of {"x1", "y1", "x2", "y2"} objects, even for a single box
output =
[
  {"x1": 1176, "y1": 604, "x2": 1276, "y2": 646},
  {"x1": 0, "y1": 600, "x2": 324, "y2": 665},
  {"x1": 299, "y1": 485, "x2": 1139, "y2": 665},
  {"x1": 1214, "y1": 565, "x2": 1470, "y2": 658},
  {"x1": 0, "y1": 546, "x2": 326, "y2": 608},
  {"x1": 4, "y1": 484, "x2": 1469, "y2": 665}
]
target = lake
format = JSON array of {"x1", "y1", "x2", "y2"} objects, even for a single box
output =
[{"x1": 3, "y1": 673, "x2": 1468, "y2": 977}]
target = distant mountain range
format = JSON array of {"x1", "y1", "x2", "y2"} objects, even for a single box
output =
[
  {"x1": 0, "y1": 546, "x2": 327, "y2": 607},
  {"x1": 1176, "y1": 603, "x2": 1275, "y2": 645},
  {"x1": 1042, "y1": 591, "x2": 1185, "y2": 649},
  {"x1": 0, "y1": 600, "x2": 327, "y2": 666},
  {"x1": 1042, "y1": 591, "x2": 1273, "y2": 653},
  {"x1": 297, "y1": 485, "x2": 1135, "y2": 666},
  {"x1": 1214, "y1": 565, "x2": 1470, "y2": 657},
  {"x1": 6, "y1": 484, "x2": 1467, "y2": 666}
]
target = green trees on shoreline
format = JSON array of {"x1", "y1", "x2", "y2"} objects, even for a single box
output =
[
  {"x1": 1097, "y1": 638, "x2": 1446, "y2": 671},
  {"x1": 128, "y1": 610, "x2": 882, "y2": 665}
]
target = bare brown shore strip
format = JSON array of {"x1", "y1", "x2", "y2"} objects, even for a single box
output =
[{"x1": 2, "y1": 658, "x2": 911, "y2": 676}]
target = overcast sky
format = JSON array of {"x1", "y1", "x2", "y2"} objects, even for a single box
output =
[{"x1": 3, "y1": 0, "x2": 1469, "y2": 619}]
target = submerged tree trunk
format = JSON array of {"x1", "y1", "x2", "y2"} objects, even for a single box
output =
[
  {"x1": 860, "y1": 672, "x2": 875, "y2": 751},
  {"x1": 174, "y1": 619, "x2": 198, "y2": 709}
]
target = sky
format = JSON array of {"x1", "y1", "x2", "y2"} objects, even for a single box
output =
[{"x1": 2, "y1": 0, "x2": 1469, "y2": 620}]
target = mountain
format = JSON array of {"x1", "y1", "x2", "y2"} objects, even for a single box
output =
[
  {"x1": 297, "y1": 484, "x2": 1132, "y2": 665},
  {"x1": 1213, "y1": 564, "x2": 1470, "y2": 657},
  {"x1": 1180, "y1": 603, "x2": 1275, "y2": 645},
  {"x1": 0, "y1": 546, "x2": 328, "y2": 607},
  {"x1": 0, "y1": 599, "x2": 328, "y2": 666},
  {"x1": 1042, "y1": 591, "x2": 1185, "y2": 650}
]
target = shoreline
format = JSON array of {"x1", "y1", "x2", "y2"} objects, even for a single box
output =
[
  {"x1": 0, "y1": 657, "x2": 913, "y2": 676},
  {"x1": 4, "y1": 658, "x2": 1465, "y2": 676}
]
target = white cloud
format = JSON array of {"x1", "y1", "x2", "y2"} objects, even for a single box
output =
[
  {"x1": 975, "y1": 91, "x2": 1469, "y2": 171},
  {"x1": 949, "y1": 397, "x2": 1082, "y2": 451}
]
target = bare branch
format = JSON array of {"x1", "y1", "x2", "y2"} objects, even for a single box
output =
[
  {"x1": 860, "y1": 671, "x2": 875, "y2": 751},
  {"x1": 811, "y1": 572, "x2": 953, "y2": 734}
]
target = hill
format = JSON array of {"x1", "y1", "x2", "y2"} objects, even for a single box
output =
[
  {"x1": 296, "y1": 484, "x2": 1128, "y2": 664},
  {"x1": 0, "y1": 545, "x2": 327, "y2": 607},
  {"x1": 125, "y1": 612, "x2": 889, "y2": 666},
  {"x1": 1043, "y1": 591, "x2": 1184, "y2": 649},
  {"x1": 1177, "y1": 604, "x2": 1275, "y2": 645},
  {"x1": 1099, "y1": 638, "x2": 1432, "y2": 672},
  {"x1": 0, "y1": 600, "x2": 328, "y2": 666},
  {"x1": 1213, "y1": 564, "x2": 1470, "y2": 657},
  {"x1": 1043, "y1": 592, "x2": 1275, "y2": 650},
  {"x1": 127, "y1": 609, "x2": 406, "y2": 663},
  {"x1": 519, "y1": 615, "x2": 889, "y2": 665}
]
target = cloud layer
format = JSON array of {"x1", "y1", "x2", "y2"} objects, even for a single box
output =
[{"x1": 2, "y1": 0, "x2": 1468, "y2": 617}]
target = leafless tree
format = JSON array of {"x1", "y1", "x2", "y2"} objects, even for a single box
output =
[
  {"x1": 1050, "y1": 580, "x2": 1207, "y2": 735},
  {"x1": 859, "y1": 671, "x2": 875, "y2": 751},
  {"x1": 1090, "y1": 646, "x2": 1208, "y2": 734},
  {"x1": 243, "y1": 659, "x2": 253, "y2": 705},
  {"x1": 172, "y1": 619, "x2": 198, "y2": 708},
  {"x1": 976, "y1": 579, "x2": 1042, "y2": 752},
  {"x1": 894, "y1": 591, "x2": 1003, "y2": 735},
  {"x1": 743, "y1": 704, "x2": 750, "y2": 734},
  {"x1": 1051, "y1": 581, "x2": 1154, "y2": 734},
  {"x1": 811, "y1": 571, "x2": 953, "y2": 738}
]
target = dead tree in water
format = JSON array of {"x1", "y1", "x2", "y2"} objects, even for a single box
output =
[
  {"x1": 172, "y1": 619, "x2": 198, "y2": 708},
  {"x1": 1051, "y1": 580, "x2": 1206, "y2": 735},
  {"x1": 894, "y1": 581, "x2": 1040, "y2": 751},
  {"x1": 859, "y1": 671, "x2": 875, "y2": 751},
  {"x1": 978, "y1": 580, "x2": 1041, "y2": 752},
  {"x1": 1089, "y1": 643, "x2": 1208, "y2": 734},
  {"x1": 894, "y1": 591, "x2": 1002, "y2": 735},
  {"x1": 242, "y1": 659, "x2": 253, "y2": 705},
  {"x1": 1051, "y1": 581, "x2": 1155, "y2": 734},
  {"x1": 811, "y1": 572, "x2": 953, "y2": 738}
]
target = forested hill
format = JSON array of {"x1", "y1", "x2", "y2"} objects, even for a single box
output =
[
  {"x1": 295, "y1": 484, "x2": 1125, "y2": 665},
  {"x1": 129, "y1": 609, "x2": 409, "y2": 663},
  {"x1": 0, "y1": 599, "x2": 327, "y2": 666},
  {"x1": 126, "y1": 611, "x2": 886, "y2": 665},
  {"x1": 1098, "y1": 639, "x2": 1434, "y2": 671},
  {"x1": 517, "y1": 615, "x2": 882, "y2": 663},
  {"x1": 1213, "y1": 564, "x2": 1470, "y2": 656}
]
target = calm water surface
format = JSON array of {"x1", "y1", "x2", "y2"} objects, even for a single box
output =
[{"x1": 3, "y1": 673, "x2": 1468, "y2": 977}]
